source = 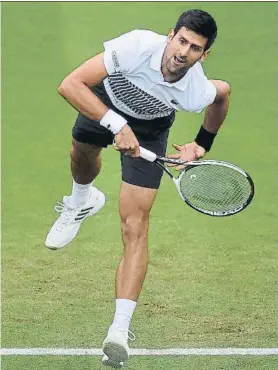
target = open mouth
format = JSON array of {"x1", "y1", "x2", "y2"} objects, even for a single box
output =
[{"x1": 174, "y1": 56, "x2": 186, "y2": 65}]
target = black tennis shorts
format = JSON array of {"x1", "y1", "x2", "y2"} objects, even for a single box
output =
[{"x1": 72, "y1": 83, "x2": 175, "y2": 189}]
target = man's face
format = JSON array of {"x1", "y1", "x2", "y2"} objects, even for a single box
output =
[{"x1": 162, "y1": 27, "x2": 209, "y2": 82}]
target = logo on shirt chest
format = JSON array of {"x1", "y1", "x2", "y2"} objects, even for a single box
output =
[{"x1": 171, "y1": 99, "x2": 178, "y2": 105}]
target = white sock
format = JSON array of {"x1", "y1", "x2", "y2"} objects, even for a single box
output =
[
  {"x1": 111, "y1": 299, "x2": 137, "y2": 331},
  {"x1": 69, "y1": 179, "x2": 92, "y2": 207}
]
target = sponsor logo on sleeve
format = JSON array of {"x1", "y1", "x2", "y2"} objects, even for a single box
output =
[{"x1": 112, "y1": 51, "x2": 120, "y2": 69}]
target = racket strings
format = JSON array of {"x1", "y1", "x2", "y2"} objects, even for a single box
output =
[{"x1": 179, "y1": 165, "x2": 252, "y2": 213}]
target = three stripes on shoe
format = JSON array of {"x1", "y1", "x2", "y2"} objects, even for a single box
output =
[{"x1": 74, "y1": 206, "x2": 94, "y2": 221}]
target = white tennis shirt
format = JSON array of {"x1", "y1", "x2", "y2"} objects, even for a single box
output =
[{"x1": 103, "y1": 30, "x2": 217, "y2": 121}]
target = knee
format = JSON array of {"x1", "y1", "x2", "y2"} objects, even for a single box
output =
[{"x1": 121, "y1": 212, "x2": 149, "y2": 241}]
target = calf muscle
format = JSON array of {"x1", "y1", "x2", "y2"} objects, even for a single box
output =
[
  {"x1": 70, "y1": 138, "x2": 102, "y2": 184},
  {"x1": 116, "y1": 182, "x2": 158, "y2": 300}
]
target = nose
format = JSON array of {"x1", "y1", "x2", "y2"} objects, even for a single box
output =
[{"x1": 180, "y1": 44, "x2": 191, "y2": 58}]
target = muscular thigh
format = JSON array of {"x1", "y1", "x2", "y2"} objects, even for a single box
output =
[{"x1": 119, "y1": 182, "x2": 158, "y2": 221}]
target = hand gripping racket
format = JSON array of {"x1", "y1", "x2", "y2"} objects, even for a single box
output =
[{"x1": 139, "y1": 146, "x2": 255, "y2": 217}]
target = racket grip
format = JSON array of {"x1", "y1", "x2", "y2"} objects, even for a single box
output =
[{"x1": 139, "y1": 147, "x2": 157, "y2": 162}]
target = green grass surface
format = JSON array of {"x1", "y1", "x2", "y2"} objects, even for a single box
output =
[
  {"x1": 2, "y1": 2, "x2": 278, "y2": 369},
  {"x1": 2, "y1": 356, "x2": 278, "y2": 370}
]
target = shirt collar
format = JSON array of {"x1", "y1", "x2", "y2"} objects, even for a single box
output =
[{"x1": 149, "y1": 41, "x2": 190, "y2": 91}]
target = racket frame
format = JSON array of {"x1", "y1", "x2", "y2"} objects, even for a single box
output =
[{"x1": 155, "y1": 158, "x2": 255, "y2": 217}]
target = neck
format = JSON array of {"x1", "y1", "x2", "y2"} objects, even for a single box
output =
[
  {"x1": 163, "y1": 72, "x2": 186, "y2": 83},
  {"x1": 161, "y1": 50, "x2": 188, "y2": 83},
  {"x1": 161, "y1": 65, "x2": 188, "y2": 83}
]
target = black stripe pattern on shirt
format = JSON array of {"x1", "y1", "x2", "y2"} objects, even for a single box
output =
[{"x1": 104, "y1": 73, "x2": 174, "y2": 120}]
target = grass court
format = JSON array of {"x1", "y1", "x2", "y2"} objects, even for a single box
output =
[{"x1": 2, "y1": 2, "x2": 278, "y2": 369}]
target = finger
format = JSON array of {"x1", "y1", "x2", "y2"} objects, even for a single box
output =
[
  {"x1": 128, "y1": 148, "x2": 136, "y2": 156},
  {"x1": 129, "y1": 141, "x2": 139, "y2": 150},
  {"x1": 117, "y1": 146, "x2": 130, "y2": 153},
  {"x1": 167, "y1": 164, "x2": 185, "y2": 171},
  {"x1": 124, "y1": 142, "x2": 138, "y2": 152},
  {"x1": 120, "y1": 145, "x2": 134, "y2": 151},
  {"x1": 182, "y1": 155, "x2": 196, "y2": 162},
  {"x1": 113, "y1": 141, "x2": 121, "y2": 151},
  {"x1": 167, "y1": 159, "x2": 187, "y2": 168},
  {"x1": 196, "y1": 150, "x2": 206, "y2": 159},
  {"x1": 167, "y1": 153, "x2": 181, "y2": 159},
  {"x1": 124, "y1": 148, "x2": 137, "y2": 157},
  {"x1": 123, "y1": 151, "x2": 133, "y2": 157},
  {"x1": 174, "y1": 165, "x2": 186, "y2": 171},
  {"x1": 172, "y1": 143, "x2": 184, "y2": 151},
  {"x1": 134, "y1": 145, "x2": 140, "y2": 157},
  {"x1": 131, "y1": 152, "x2": 139, "y2": 158}
]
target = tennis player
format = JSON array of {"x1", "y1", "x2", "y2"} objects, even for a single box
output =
[{"x1": 45, "y1": 9, "x2": 230, "y2": 368}]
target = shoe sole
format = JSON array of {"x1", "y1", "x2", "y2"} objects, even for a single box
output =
[
  {"x1": 45, "y1": 191, "x2": 106, "y2": 250},
  {"x1": 102, "y1": 357, "x2": 123, "y2": 368},
  {"x1": 103, "y1": 341, "x2": 129, "y2": 364}
]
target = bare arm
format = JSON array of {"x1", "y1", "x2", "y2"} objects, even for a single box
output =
[
  {"x1": 203, "y1": 79, "x2": 231, "y2": 133},
  {"x1": 58, "y1": 52, "x2": 109, "y2": 120},
  {"x1": 167, "y1": 80, "x2": 231, "y2": 169},
  {"x1": 58, "y1": 52, "x2": 140, "y2": 156}
]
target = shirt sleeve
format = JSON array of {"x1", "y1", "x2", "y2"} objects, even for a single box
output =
[
  {"x1": 186, "y1": 62, "x2": 217, "y2": 113},
  {"x1": 103, "y1": 30, "x2": 141, "y2": 75},
  {"x1": 194, "y1": 80, "x2": 217, "y2": 113}
]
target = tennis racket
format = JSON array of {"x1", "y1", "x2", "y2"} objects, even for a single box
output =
[{"x1": 139, "y1": 146, "x2": 255, "y2": 217}]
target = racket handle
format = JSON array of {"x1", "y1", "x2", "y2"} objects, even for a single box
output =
[{"x1": 139, "y1": 146, "x2": 157, "y2": 162}]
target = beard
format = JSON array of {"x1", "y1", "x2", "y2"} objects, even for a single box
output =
[{"x1": 163, "y1": 54, "x2": 192, "y2": 82}]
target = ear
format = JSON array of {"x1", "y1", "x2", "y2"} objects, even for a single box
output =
[
  {"x1": 167, "y1": 29, "x2": 175, "y2": 44},
  {"x1": 200, "y1": 49, "x2": 211, "y2": 63}
]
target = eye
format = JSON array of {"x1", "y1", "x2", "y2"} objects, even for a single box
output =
[{"x1": 192, "y1": 45, "x2": 201, "y2": 52}]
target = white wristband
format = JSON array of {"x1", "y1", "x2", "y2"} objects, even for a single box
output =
[{"x1": 100, "y1": 109, "x2": 127, "y2": 135}]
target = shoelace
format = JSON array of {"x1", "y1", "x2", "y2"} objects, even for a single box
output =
[
  {"x1": 115, "y1": 328, "x2": 136, "y2": 341},
  {"x1": 127, "y1": 329, "x2": 136, "y2": 341},
  {"x1": 54, "y1": 201, "x2": 78, "y2": 231}
]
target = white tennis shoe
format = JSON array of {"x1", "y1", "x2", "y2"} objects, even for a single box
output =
[
  {"x1": 102, "y1": 327, "x2": 135, "y2": 368},
  {"x1": 45, "y1": 187, "x2": 105, "y2": 250},
  {"x1": 102, "y1": 355, "x2": 123, "y2": 369}
]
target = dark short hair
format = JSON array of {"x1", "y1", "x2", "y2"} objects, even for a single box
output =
[{"x1": 174, "y1": 9, "x2": 217, "y2": 51}]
